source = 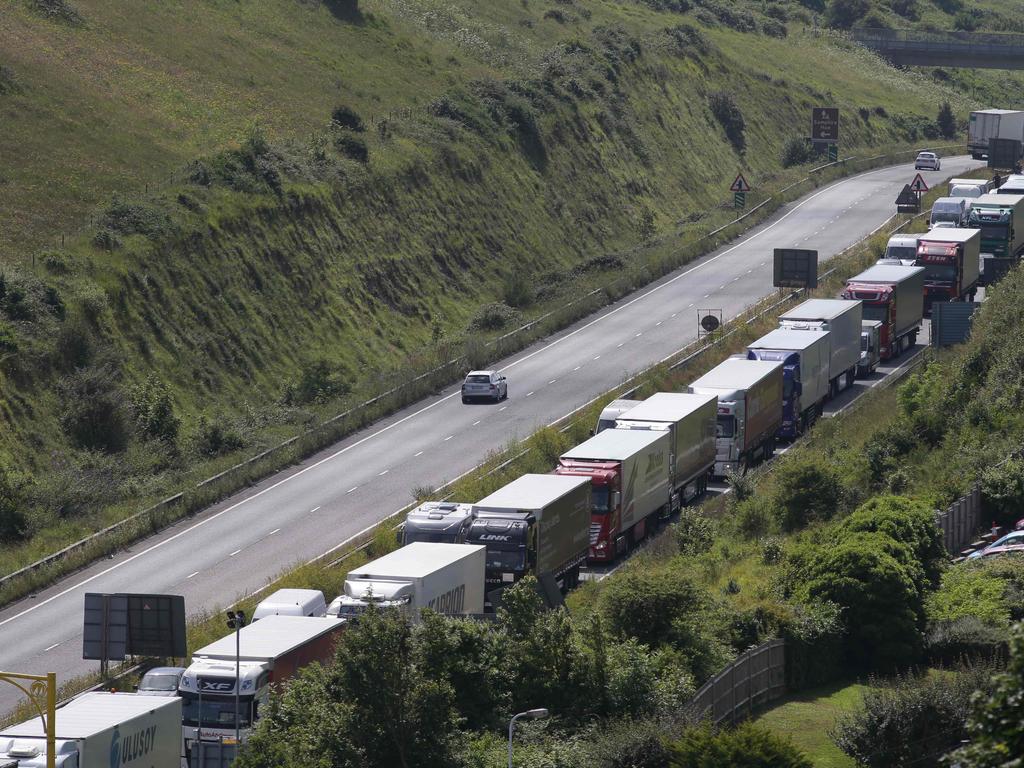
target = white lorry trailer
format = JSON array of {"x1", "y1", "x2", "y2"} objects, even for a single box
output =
[
  {"x1": 556, "y1": 427, "x2": 672, "y2": 563},
  {"x1": 330, "y1": 542, "x2": 485, "y2": 617},
  {"x1": 746, "y1": 328, "x2": 831, "y2": 440},
  {"x1": 615, "y1": 392, "x2": 717, "y2": 501},
  {"x1": 968, "y1": 109, "x2": 1024, "y2": 159},
  {"x1": 688, "y1": 358, "x2": 784, "y2": 477},
  {"x1": 179, "y1": 615, "x2": 346, "y2": 760},
  {"x1": 778, "y1": 299, "x2": 862, "y2": 397},
  {"x1": 0, "y1": 692, "x2": 180, "y2": 768}
]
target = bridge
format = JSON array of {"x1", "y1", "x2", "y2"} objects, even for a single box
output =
[{"x1": 852, "y1": 28, "x2": 1024, "y2": 70}]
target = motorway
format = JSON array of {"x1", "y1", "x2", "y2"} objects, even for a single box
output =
[{"x1": 0, "y1": 155, "x2": 983, "y2": 713}]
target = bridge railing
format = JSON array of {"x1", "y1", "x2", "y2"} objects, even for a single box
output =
[{"x1": 853, "y1": 27, "x2": 1024, "y2": 48}]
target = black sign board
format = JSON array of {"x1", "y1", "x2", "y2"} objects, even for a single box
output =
[
  {"x1": 697, "y1": 309, "x2": 723, "y2": 338},
  {"x1": 931, "y1": 302, "x2": 980, "y2": 348},
  {"x1": 896, "y1": 184, "x2": 921, "y2": 214},
  {"x1": 83, "y1": 592, "x2": 186, "y2": 662},
  {"x1": 988, "y1": 138, "x2": 1022, "y2": 170},
  {"x1": 812, "y1": 108, "x2": 840, "y2": 142},
  {"x1": 773, "y1": 248, "x2": 819, "y2": 289}
]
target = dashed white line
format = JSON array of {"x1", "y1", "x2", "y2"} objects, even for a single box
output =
[
  {"x1": 617, "y1": 343, "x2": 624, "y2": 348},
  {"x1": 473, "y1": 420, "x2": 481, "y2": 426},
  {"x1": 269, "y1": 528, "x2": 280, "y2": 535},
  {"x1": 573, "y1": 366, "x2": 581, "y2": 371},
  {"x1": 310, "y1": 506, "x2": 320, "y2": 513},
  {"x1": 655, "y1": 321, "x2": 662, "y2": 327},
  {"x1": 703, "y1": 293, "x2": 710, "y2": 298},
  {"x1": 732, "y1": 276, "x2": 740, "y2": 282},
  {"x1": 444, "y1": 435, "x2": 454, "y2": 441},
  {"x1": 526, "y1": 391, "x2": 534, "y2": 397},
  {"x1": 187, "y1": 571, "x2": 199, "y2": 579},
  {"x1": 747, "y1": 269, "x2": 753, "y2": 274},
  {"x1": 548, "y1": 379, "x2": 557, "y2": 384},
  {"x1": 44, "y1": 643, "x2": 60, "y2": 652},
  {"x1": 635, "y1": 332, "x2": 642, "y2": 338},
  {"x1": 414, "y1": 451, "x2": 424, "y2": 457},
  {"x1": 671, "y1": 313, "x2": 677, "y2": 318},
  {"x1": 346, "y1": 486, "x2": 359, "y2": 493},
  {"x1": 593, "y1": 355, "x2": 601, "y2": 360},
  {"x1": 378, "y1": 469, "x2": 390, "y2": 476},
  {"x1": 687, "y1": 303, "x2": 694, "y2": 308},
  {"x1": 499, "y1": 406, "x2": 507, "y2": 412},
  {"x1": 229, "y1": 549, "x2": 241, "y2": 557}
]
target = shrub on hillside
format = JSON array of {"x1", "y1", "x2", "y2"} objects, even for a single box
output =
[
  {"x1": 832, "y1": 664, "x2": 998, "y2": 768},
  {"x1": 781, "y1": 136, "x2": 814, "y2": 168},
  {"x1": 933, "y1": 0, "x2": 963, "y2": 12},
  {"x1": 58, "y1": 365, "x2": 129, "y2": 453},
  {"x1": 826, "y1": 0, "x2": 869, "y2": 29},
  {"x1": 330, "y1": 104, "x2": 365, "y2": 132},
  {"x1": 468, "y1": 302, "x2": 521, "y2": 332},
  {"x1": 761, "y1": 18, "x2": 787, "y2": 38},
  {"x1": 600, "y1": 565, "x2": 705, "y2": 649},
  {"x1": 840, "y1": 495, "x2": 945, "y2": 589},
  {"x1": 772, "y1": 459, "x2": 844, "y2": 531},
  {"x1": 926, "y1": 616, "x2": 1008, "y2": 665},
  {"x1": 891, "y1": 0, "x2": 919, "y2": 20},
  {"x1": 797, "y1": 532, "x2": 924, "y2": 670},
  {"x1": 708, "y1": 91, "x2": 746, "y2": 151},
  {"x1": 127, "y1": 374, "x2": 179, "y2": 444},
  {"x1": 700, "y1": 2, "x2": 758, "y2": 32},
  {"x1": 953, "y1": 10, "x2": 978, "y2": 31},
  {"x1": 668, "y1": 722, "x2": 812, "y2": 768},
  {"x1": 191, "y1": 413, "x2": 245, "y2": 457},
  {"x1": 101, "y1": 196, "x2": 172, "y2": 239},
  {"x1": 31, "y1": 0, "x2": 83, "y2": 25},
  {"x1": 637, "y1": 0, "x2": 691, "y2": 12},
  {"x1": 0, "y1": 465, "x2": 31, "y2": 543},
  {"x1": 664, "y1": 24, "x2": 711, "y2": 57},
  {"x1": 282, "y1": 359, "x2": 350, "y2": 406},
  {"x1": 335, "y1": 133, "x2": 368, "y2": 163},
  {"x1": 501, "y1": 270, "x2": 533, "y2": 309},
  {"x1": 673, "y1": 507, "x2": 716, "y2": 556}
]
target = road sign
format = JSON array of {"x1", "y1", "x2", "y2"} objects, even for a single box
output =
[
  {"x1": 988, "y1": 138, "x2": 1022, "y2": 170},
  {"x1": 811, "y1": 107, "x2": 839, "y2": 142},
  {"x1": 730, "y1": 173, "x2": 752, "y2": 193},
  {"x1": 697, "y1": 310, "x2": 722, "y2": 338},
  {"x1": 910, "y1": 173, "x2": 929, "y2": 193},
  {"x1": 773, "y1": 249, "x2": 818, "y2": 289},
  {"x1": 896, "y1": 184, "x2": 921, "y2": 213},
  {"x1": 734, "y1": 191, "x2": 746, "y2": 208},
  {"x1": 828, "y1": 144, "x2": 838, "y2": 162}
]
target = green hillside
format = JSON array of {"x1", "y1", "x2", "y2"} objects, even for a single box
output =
[{"x1": 0, "y1": 0, "x2": 1015, "y2": 568}]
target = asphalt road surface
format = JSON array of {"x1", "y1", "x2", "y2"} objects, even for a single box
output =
[{"x1": 0, "y1": 155, "x2": 984, "y2": 715}]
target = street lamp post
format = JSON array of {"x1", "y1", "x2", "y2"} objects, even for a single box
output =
[
  {"x1": 225, "y1": 610, "x2": 247, "y2": 745},
  {"x1": 508, "y1": 708, "x2": 549, "y2": 768}
]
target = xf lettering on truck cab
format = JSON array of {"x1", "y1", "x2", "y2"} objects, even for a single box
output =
[{"x1": 426, "y1": 584, "x2": 466, "y2": 614}]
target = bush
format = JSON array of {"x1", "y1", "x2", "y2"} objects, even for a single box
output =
[
  {"x1": 100, "y1": 196, "x2": 172, "y2": 239},
  {"x1": 501, "y1": 270, "x2": 534, "y2": 309},
  {"x1": 953, "y1": 10, "x2": 978, "y2": 31},
  {"x1": 668, "y1": 722, "x2": 812, "y2": 767},
  {"x1": 891, "y1": 0, "x2": 919, "y2": 20},
  {"x1": 468, "y1": 302, "x2": 521, "y2": 332},
  {"x1": 282, "y1": 359, "x2": 350, "y2": 406},
  {"x1": 980, "y1": 457, "x2": 1024, "y2": 526},
  {"x1": 673, "y1": 507, "x2": 716, "y2": 556},
  {"x1": 31, "y1": 0, "x2": 83, "y2": 24},
  {"x1": 761, "y1": 18, "x2": 787, "y2": 38},
  {"x1": 832, "y1": 664, "x2": 998, "y2": 768},
  {"x1": 926, "y1": 562, "x2": 1012, "y2": 629},
  {"x1": 191, "y1": 414, "x2": 245, "y2": 457},
  {"x1": 826, "y1": 0, "x2": 870, "y2": 29},
  {"x1": 58, "y1": 365, "x2": 129, "y2": 453},
  {"x1": 781, "y1": 136, "x2": 813, "y2": 168},
  {"x1": 331, "y1": 104, "x2": 365, "y2": 132},
  {"x1": 127, "y1": 374, "x2": 179, "y2": 444},
  {"x1": 772, "y1": 460, "x2": 843, "y2": 531},
  {"x1": 600, "y1": 564, "x2": 704, "y2": 648},
  {"x1": 926, "y1": 616, "x2": 1008, "y2": 665},
  {"x1": 798, "y1": 532, "x2": 924, "y2": 670},
  {"x1": 0, "y1": 465, "x2": 31, "y2": 543},
  {"x1": 708, "y1": 91, "x2": 746, "y2": 151},
  {"x1": 335, "y1": 133, "x2": 368, "y2": 162}
]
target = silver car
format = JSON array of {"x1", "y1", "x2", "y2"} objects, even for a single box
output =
[
  {"x1": 136, "y1": 666, "x2": 185, "y2": 696},
  {"x1": 461, "y1": 370, "x2": 507, "y2": 403},
  {"x1": 915, "y1": 151, "x2": 941, "y2": 171}
]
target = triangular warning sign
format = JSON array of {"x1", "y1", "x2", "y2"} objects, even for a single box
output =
[
  {"x1": 895, "y1": 184, "x2": 918, "y2": 206},
  {"x1": 729, "y1": 173, "x2": 752, "y2": 193},
  {"x1": 909, "y1": 173, "x2": 929, "y2": 193}
]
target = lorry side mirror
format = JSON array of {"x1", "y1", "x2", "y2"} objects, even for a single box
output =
[
  {"x1": 612, "y1": 490, "x2": 621, "y2": 510},
  {"x1": 794, "y1": 382, "x2": 803, "y2": 396}
]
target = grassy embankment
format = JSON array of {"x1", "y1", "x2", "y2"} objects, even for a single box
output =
[{"x1": 0, "y1": 0, "x2": 992, "y2": 586}]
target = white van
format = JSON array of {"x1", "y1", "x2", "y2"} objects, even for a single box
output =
[
  {"x1": 251, "y1": 588, "x2": 327, "y2": 621},
  {"x1": 929, "y1": 197, "x2": 967, "y2": 228}
]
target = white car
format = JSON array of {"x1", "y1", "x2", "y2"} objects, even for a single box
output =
[
  {"x1": 461, "y1": 370, "x2": 507, "y2": 403},
  {"x1": 915, "y1": 152, "x2": 941, "y2": 171}
]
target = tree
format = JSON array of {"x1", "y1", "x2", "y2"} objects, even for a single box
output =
[
  {"x1": 772, "y1": 459, "x2": 844, "y2": 531},
  {"x1": 826, "y1": 0, "x2": 870, "y2": 29},
  {"x1": 937, "y1": 102, "x2": 957, "y2": 139},
  {"x1": 945, "y1": 623, "x2": 1024, "y2": 767},
  {"x1": 58, "y1": 364, "x2": 129, "y2": 453},
  {"x1": 328, "y1": 608, "x2": 460, "y2": 768},
  {"x1": 127, "y1": 374, "x2": 179, "y2": 443},
  {"x1": 0, "y1": 464, "x2": 31, "y2": 543},
  {"x1": 799, "y1": 532, "x2": 924, "y2": 670},
  {"x1": 668, "y1": 722, "x2": 813, "y2": 767},
  {"x1": 708, "y1": 92, "x2": 746, "y2": 152},
  {"x1": 235, "y1": 664, "x2": 363, "y2": 768}
]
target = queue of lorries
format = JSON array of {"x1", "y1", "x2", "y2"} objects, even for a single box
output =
[{"x1": 1, "y1": 170, "x2": 1009, "y2": 768}]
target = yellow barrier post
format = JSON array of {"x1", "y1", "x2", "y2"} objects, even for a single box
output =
[{"x1": 0, "y1": 670, "x2": 57, "y2": 768}]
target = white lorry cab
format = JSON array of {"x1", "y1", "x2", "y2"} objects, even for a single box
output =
[{"x1": 251, "y1": 588, "x2": 327, "y2": 621}]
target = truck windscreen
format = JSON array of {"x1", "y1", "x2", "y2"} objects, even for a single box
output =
[
  {"x1": 592, "y1": 486, "x2": 610, "y2": 514},
  {"x1": 486, "y1": 550, "x2": 525, "y2": 571},
  {"x1": 923, "y1": 264, "x2": 957, "y2": 282},
  {"x1": 861, "y1": 304, "x2": 888, "y2": 322},
  {"x1": 716, "y1": 415, "x2": 735, "y2": 438},
  {"x1": 980, "y1": 224, "x2": 1008, "y2": 240},
  {"x1": 405, "y1": 531, "x2": 459, "y2": 544},
  {"x1": 885, "y1": 246, "x2": 916, "y2": 261},
  {"x1": 181, "y1": 692, "x2": 253, "y2": 728}
]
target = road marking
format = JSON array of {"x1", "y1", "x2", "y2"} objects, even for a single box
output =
[
  {"x1": 378, "y1": 469, "x2": 389, "y2": 476},
  {"x1": 573, "y1": 366, "x2": 581, "y2": 371},
  {"x1": 187, "y1": 571, "x2": 199, "y2": 579},
  {"x1": 414, "y1": 451, "x2": 423, "y2": 457},
  {"x1": 346, "y1": 486, "x2": 358, "y2": 493},
  {"x1": 269, "y1": 528, "x2": 280, "y2": 535},
  {"x1": 635, "y1": 332, "x2": 642, "y2": 338},
  {"x1": 671, "y1": 313, "x2": 677, "y2": 318},
  {"x1": 593, "y1": 355, "x2": 601, "y2": 360},
  {"x1": 473, "y1": 420, "x2": 481, "y2": 426},
  {"x1": 526, "y1": 391, "x2": 534, "y2": 397},
  {"x1": 656, "y1": 321, "x2": 662, "y2": 327},
  {"x1": 310, "y1": 507, "x2": 320, "y2": 513},
  {"x1": 44, "y1": 643, "x2": 60, "y2": 652},
  {"x1": 703, "y1": 293, "x2": 710, "y2": 298},
  {"x1": 444, "y1": 435, "x2": 454, "y2": 441},
  {"x1": 0, "y1": 161, "x2": 942, "y2": 632},
  {"x1": 229, "y1": 549, "x2": 241, "y2": 557},
  {"x1": 499, "y1": 406, "x2": 507, "y2": 411},
  {"x1": 548, "y1": 379, "x2": 557, "y2": 384},
  {"x1": 747, "y1": 269, "x2": 752, "y2": 274},
  {"x1": 687, "y1": 303, "x2": 694, "y2": 308},
  {"x1": 616, "y1": 343, "x2": 624, "y2": 348},
  {"x1": 732, "y1": 276, "x2": 740, "y2": 282}
]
